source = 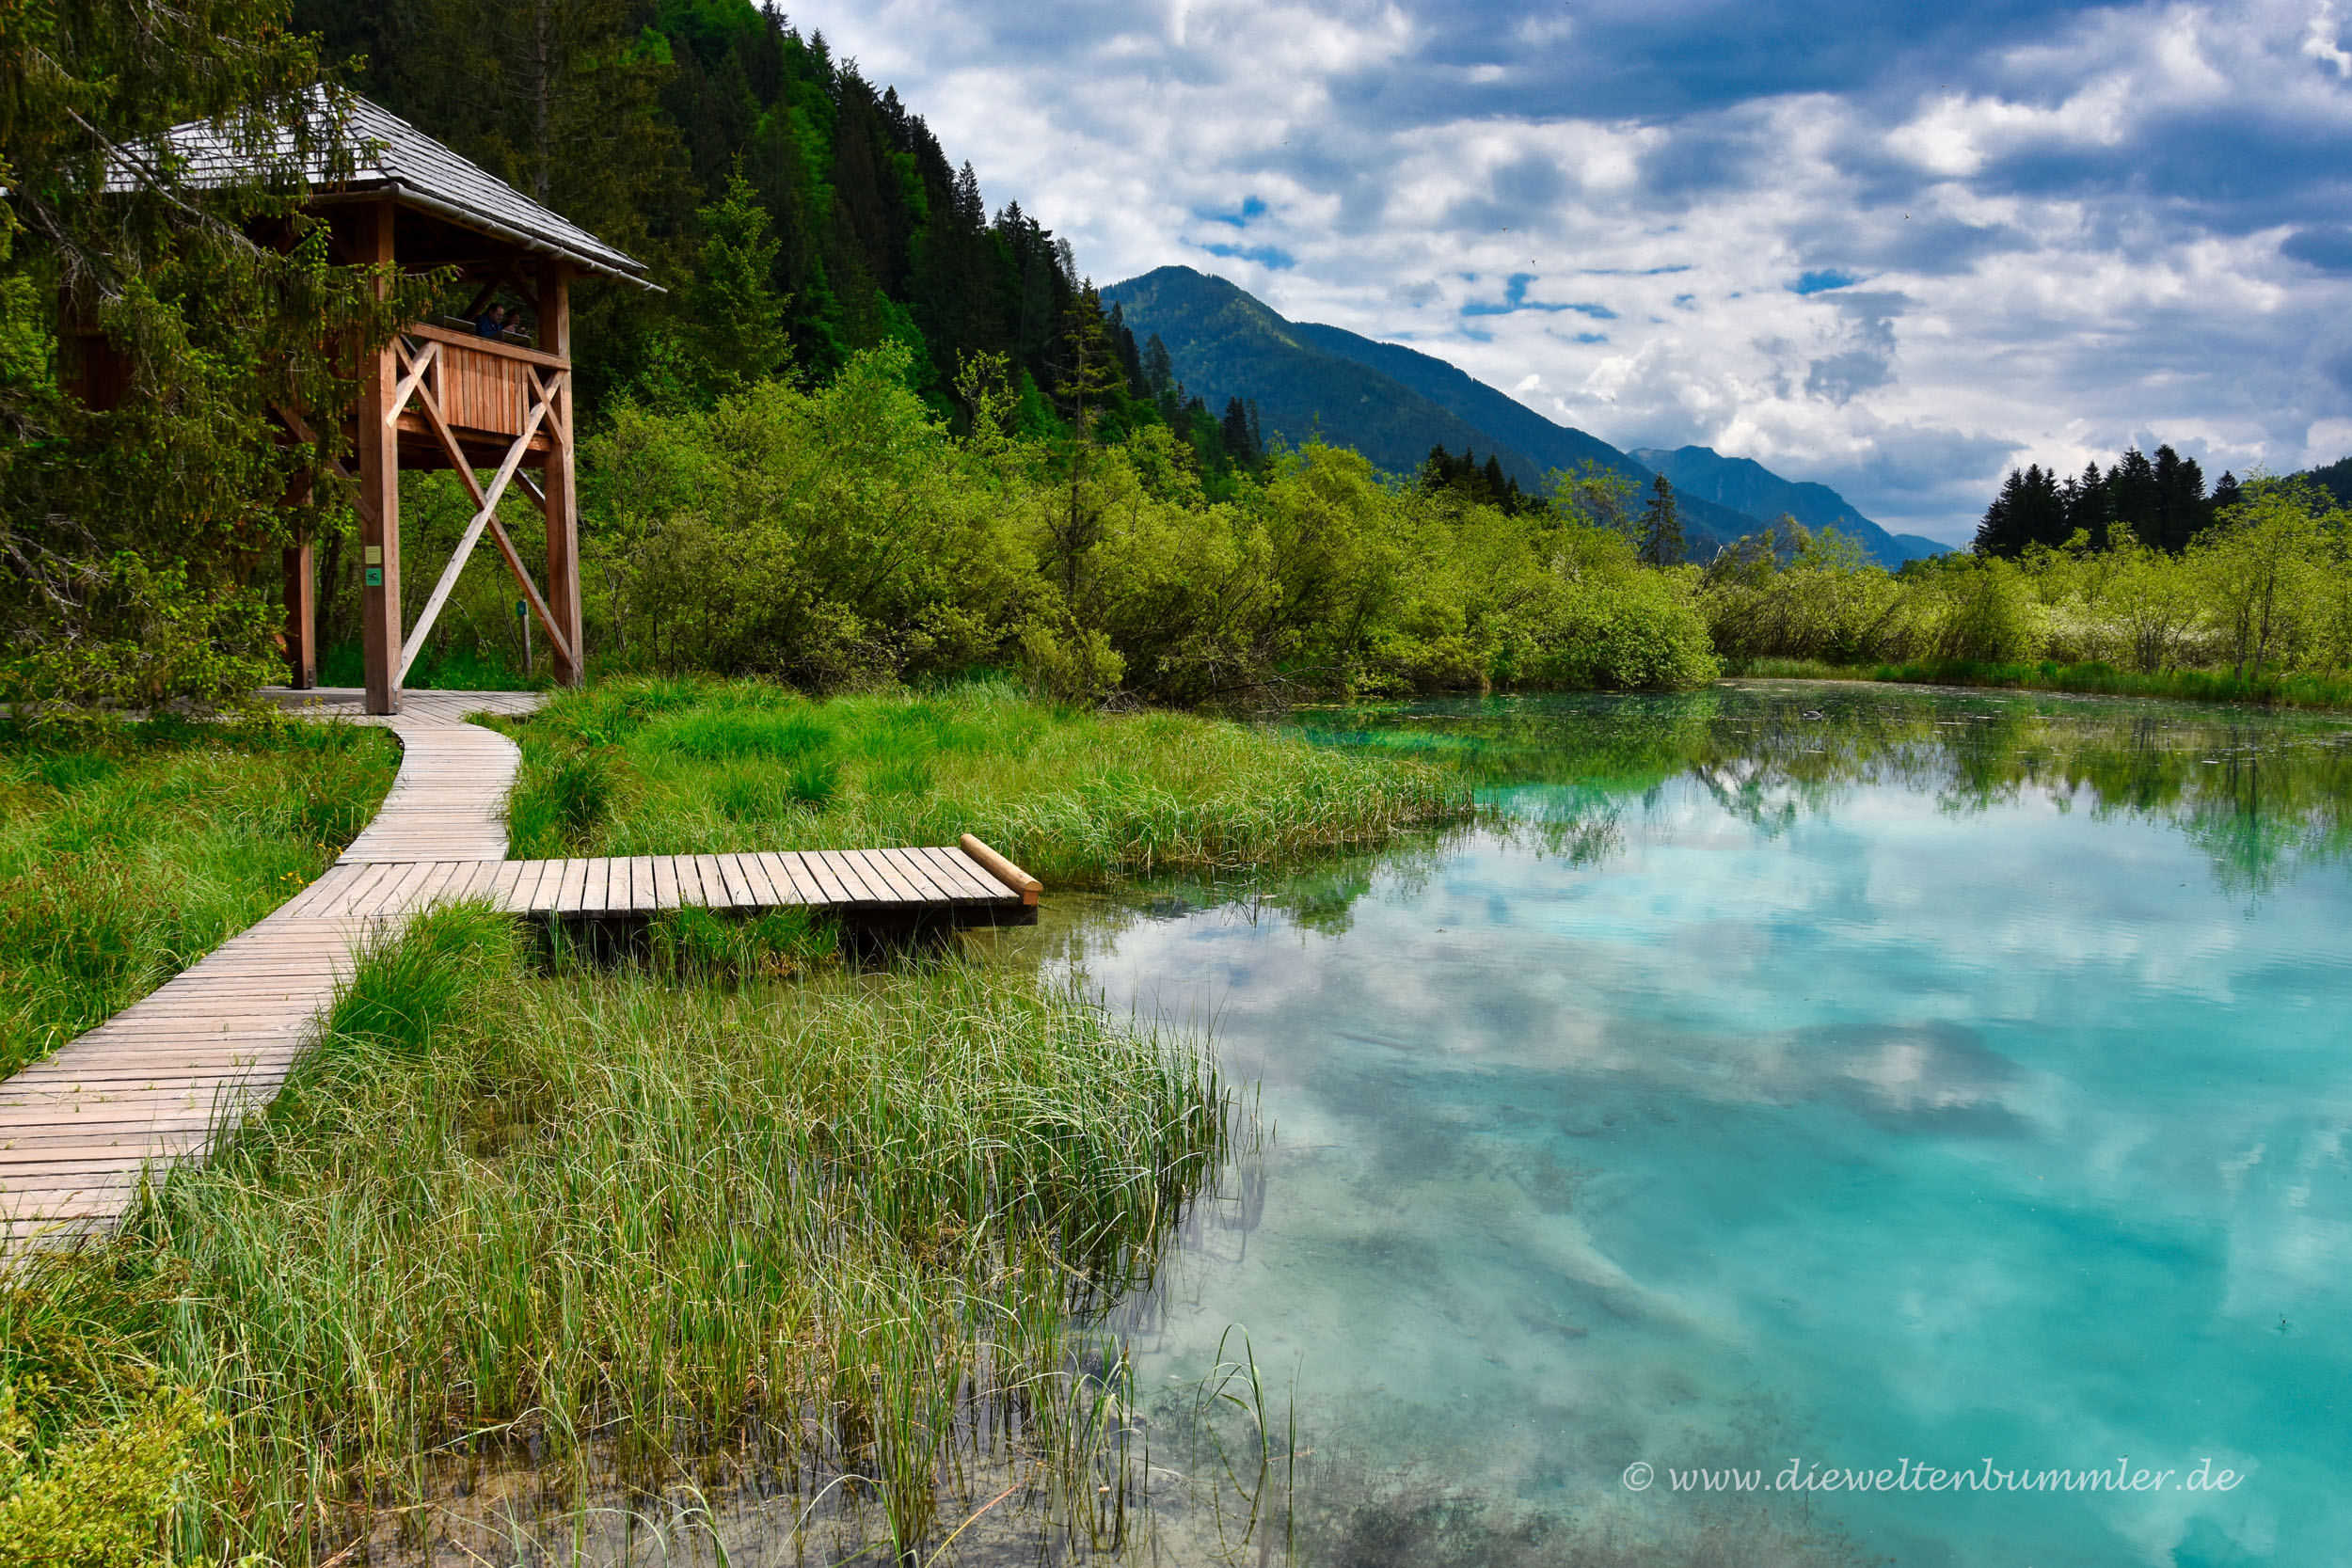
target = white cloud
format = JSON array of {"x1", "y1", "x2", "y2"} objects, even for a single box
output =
[{"x1": 792, "y1": 0, "x2": 2352, "y2": 542}]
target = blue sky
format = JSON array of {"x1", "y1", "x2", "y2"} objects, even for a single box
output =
[{"x1": 793, "y1": 0, "x2": 2352, "y2": 542}]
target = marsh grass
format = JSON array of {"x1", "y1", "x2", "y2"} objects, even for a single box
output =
[
  {"x1": 1729, "y1": 655, "x2": 2352, "y2": 710},
  {"x1": 0, "y1": 716, "x2": 398, "y2": 1077},
  {"x1": 2, "y1": 904, "x2": 1229, "y2": 1562},
  {"x1": 495, "y1": 677, "x2": 1469, "y2": 881}
]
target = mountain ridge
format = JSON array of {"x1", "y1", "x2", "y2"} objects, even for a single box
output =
[{"x1": 1103, "y1": 265, "x2": 1946, "y2": 568}]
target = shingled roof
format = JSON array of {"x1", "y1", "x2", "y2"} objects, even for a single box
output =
[{"x1": 112, "y1": 94, "x2": 650, "y2": 286}]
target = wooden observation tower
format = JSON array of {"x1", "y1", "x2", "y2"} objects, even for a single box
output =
[{"x1": 95, "y1": 99, "x2": 652, "y2": 715}]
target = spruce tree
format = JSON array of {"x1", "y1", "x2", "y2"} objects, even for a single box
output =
[
  {"x1": 1639, "y1": 475, "x2": 1684, "y2": 565},
  {"x1": 1220, "y1": 397, "x2": 1261, "y2": 467},
  {"x1": 2212, "y1": 470, "x2": 2244, "y2": 515},
  {"x1": 1482, "y1": 453, "x2": 1509, "y2": 505},
  {"x1": 1141, "y1": 334, "x2": 1178, "y2": 415},
  {"x1": 5, "y1": 0, "x2": 435, "y2": 713},
  {"x1": 2066, "y1": 461, "x2": 2110, "y2": 549},
  {"x1": 683, "y1": 173, "x2": 792, "y2": 394},
  {"x1": 2151, "y1": 445, "x2": 2207, "y2": 550},
  {"x1": 2110, "y1": 447, "x2": 2160, "y2": 549}
]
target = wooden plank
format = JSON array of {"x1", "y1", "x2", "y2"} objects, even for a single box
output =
[
  {"x1": 916, "y1": 846, "x2": 1008, "y2": 901},
  {"x1": 927, "y1": 845, "x2": 1004, "y2": 900},
  {"x1": 819, "y1": 850, "x2": 885, "y2": 904},
  {"x1": 724, "y1": 852, "x2": 781, "y2": 909},
  {"x1": 355, "y1": 863, "x2": 425, "y2": 918},
  {"x1": 579, "y1": 856, "x2": 611, "y2": 916},
  {"x1": 484, "y1": 861, "x2": 526, "y2": 912},
  {"x1": 755, "y1": 852, "x2": 815, "y2": 906},
  {"x1": 623, "y1": 856, "x2": 656, "y2": 915},
  {"x1": 717, "y1": 853, "x2": 769, "y2": 908},
  {"x1": 881, "y1": 847, "x2": 958, "y2": 903},
  {"x1": 554, "y1": 859, "x2": 590, "y2": 914},
  {"x1": 788, "y1": 850, "x2": 850, "y2": 905},
  {"x1": 803, "y1": 850, "x2": 860, "y2": 902},
  {"x1": 692, "y1": 855, "x2": 737, "y2": 911},
  {"x1": 650, "y1": 855, "x2": 680, "y2": 911},
  {"x1": 859, "y1": 848, "x2": 931, "y2": 904},
  {"x1": 672, "y1": 854, "x2": 707, "y2": 909},
  {"x1": 509, "y1": 859, "x2": 556, "y2": 913},
  {"x1": 317, "y1": 862, "x2": 390, "y2": 919},
  {"x1": 406, "y1": 862, "x2": 464, "y2": 911}
]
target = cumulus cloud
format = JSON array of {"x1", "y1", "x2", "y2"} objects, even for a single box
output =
[{"x1": 790, "y1": 0, "x2": 2352, "y2": 542}]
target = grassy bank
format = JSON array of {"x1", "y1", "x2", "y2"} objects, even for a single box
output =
[
  {"x1": 1728, "y1": 656, "x2": 2352, "y2": 710},
  {"x1": 0, "y1": 716, "x2": 397, "y2": 1078},
  {"x1": 3, "y1": 906, "x2": 1226, "y2": 1562},
  {"x1": 499, "y1": 676, "x2": 1470, "y2": 882}
]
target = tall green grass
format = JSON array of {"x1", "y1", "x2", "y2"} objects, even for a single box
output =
[
  {"x1": 498, "y1": 676, "x2": 1470, "y2": 880},
  {"x1": 0, "y1": 716, "x2": 398, "y2": 1076},
  {"x1": 2, "y1": 905, "x2": 1229, "y2": 1562},
  {"x1": 1728, "y1": 655, "x2": 2352, "y2": 710}
]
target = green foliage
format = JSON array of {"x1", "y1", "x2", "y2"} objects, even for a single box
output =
[
  {"x1": 1711, "y1": 479, "x2": 2352, "y2": 704},
  {"x1": 0, "y1": 1380, "x2": 215, "y2": 1567},
  {"x1": 0, "y1": 717, "x2": 397, "y2": 1075},
  {"x1": 588, "y1": 365, "x2": 1721, "y2": 701}
]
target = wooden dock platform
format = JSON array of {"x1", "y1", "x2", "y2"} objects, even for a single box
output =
[
  {"x1": 0, "y1": 692, "x2": 1041, "y2": 1252},
  {"x1": 285, "y1": 842, "x2": 1035, "y2": 926}
]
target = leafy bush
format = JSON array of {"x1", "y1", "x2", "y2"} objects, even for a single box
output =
[{"x1": 583, "y1": 349, "x2": 1721, "y2": 699}]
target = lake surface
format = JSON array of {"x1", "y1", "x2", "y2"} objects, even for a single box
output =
[{"x1": 1001, "y1": 683, "x2": 2352, "y2": 1567}]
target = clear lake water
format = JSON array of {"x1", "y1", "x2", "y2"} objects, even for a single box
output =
[{"x1": 992, "y1": 681, "x2": 2352, "y2": 1568}]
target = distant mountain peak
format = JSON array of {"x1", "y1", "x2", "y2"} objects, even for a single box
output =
[{"x1": 1104, "y1": 266, "x2": 1947, "y2": 567}]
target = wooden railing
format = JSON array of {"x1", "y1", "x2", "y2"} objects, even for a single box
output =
[{"x1": 400, "y1": 323, "x2": 568, "y2": 443}]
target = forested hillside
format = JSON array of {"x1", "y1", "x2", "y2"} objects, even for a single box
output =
[{"x1": 292, "y1": 0, "x2": 1093, "y2": 416}]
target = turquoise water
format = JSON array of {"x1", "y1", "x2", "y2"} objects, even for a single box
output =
[{"x1": 1026, "y1": 685, "x2": 2352, "y2": 1566}]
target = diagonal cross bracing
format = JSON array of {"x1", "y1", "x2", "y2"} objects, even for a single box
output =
[{"x1": 389, "y1": 339, "x2": 573, "y2": 683}]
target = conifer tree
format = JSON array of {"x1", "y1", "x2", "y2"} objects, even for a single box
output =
[
  {"x1": 2110, "y1": 446, "x2": 2159, "y2": 549},
  {"x1": 683, "y1": 173, "x2": 791, "y2": 394},
  {"x1": 2212, "y1": 470, "x2": 2244, "y2": 515},
  {"x1": 1639, "y1": 474, "x2": 1684, "y2": 565},
  {"x1": 2150, "y1": 444, "x2": 2207, "y2": 551},
  {"x1": 1219, "y1": 397, "x2": 1261, "y2": 467},
  {"x1": 2065, "y1": 461, "x2": 2110, "y2": 548}
]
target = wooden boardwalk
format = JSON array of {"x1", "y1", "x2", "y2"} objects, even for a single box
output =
[
  {"x1": 0, "y1": 690, "x2": 1040, "y2": 1251},
  {"x1": 289, "y1": 844, "x2": 1033, "y2": 923}
]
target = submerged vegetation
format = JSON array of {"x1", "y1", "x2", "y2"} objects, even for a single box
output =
[
  {"x1": 0, "y1": 717, "x2": 395, "y2": 1076},
  {"x1": 500, "y1": 677, "x2": 1470, "y2": 881}
]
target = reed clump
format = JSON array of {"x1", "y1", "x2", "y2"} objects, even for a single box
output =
[
  {"x1": 498, "y1": 676, "x2": 1470, "y2": 881},
  {"x1": 0, "y1": 715, "x2": 397, "y2": 1076},
  {"x1": 3, "y1": 904, "x2": 1227, "y2": 1562}
]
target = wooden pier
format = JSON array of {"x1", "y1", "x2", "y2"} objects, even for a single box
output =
[{"x1": 0, "y1": 692, "x2": 1041, "y2": 1252}]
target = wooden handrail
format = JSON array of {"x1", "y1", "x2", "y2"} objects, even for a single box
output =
[
  {"x1": 405, "y1": 320, "x2": 570, "y2": 371},
  {"x1": 961, "y1": 835, "x2": 1041, "y2": 905}
]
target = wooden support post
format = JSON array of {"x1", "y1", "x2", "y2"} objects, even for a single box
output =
[
  {"x1": 281, "y1": 466, "x2": 315, "y2": 689},
  {"x1": 356, "y1": 201, "x2": 403, "y2": 715},
  {"x1": 538, "y1": 259, "x2": 583, "y2": 688}
]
